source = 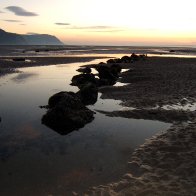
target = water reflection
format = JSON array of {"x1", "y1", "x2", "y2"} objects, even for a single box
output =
[
  {"x1": 12, "y1": 72, "x2": 38, "y2": 83},
  {"x1": 0, "y1": 58, "x2": 171, "y2": 195}
]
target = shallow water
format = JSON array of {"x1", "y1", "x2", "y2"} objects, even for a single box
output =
[{"x1": 0, "y1": 58, "x2": 170, "y2": 195}]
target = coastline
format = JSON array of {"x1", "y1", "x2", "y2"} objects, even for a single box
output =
[
  {"x1": 0, "y1": 56, "x2": 109, "y2": 77},
  {"x1": 82, "y1": 56, "x2": 196, "y2": 195}
]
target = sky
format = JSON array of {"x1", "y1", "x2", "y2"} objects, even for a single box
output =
[{"x1": 0, "y1": 0, "x2": 196, "y2": 46}]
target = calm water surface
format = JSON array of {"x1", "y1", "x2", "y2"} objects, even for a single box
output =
[{"x1": 0, "y1": 58, "x2": 170, "y2": 195}]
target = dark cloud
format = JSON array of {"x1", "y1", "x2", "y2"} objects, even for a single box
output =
[
  {"x1": 5, "y1": 6, "x2": 38, "y2": 16},
  {"x1": 3, "y1": 19, "x2": 22, "y2": 22},
  {"x1": 55, "y1": 22, "x2": 70, "y2": 26}
]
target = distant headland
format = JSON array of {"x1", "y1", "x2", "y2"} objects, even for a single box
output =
[{"x1": 0, "y1": 29, "x2": 64, "y2": 45}]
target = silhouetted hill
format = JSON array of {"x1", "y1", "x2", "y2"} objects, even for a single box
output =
[
  {"x1": 0, "y1": 29, "x2": 64, "y2": 45},
  {"x1": 0, "y1": 29, "x2": 28, "y2": 45},
  {"x1": 23, "y1": 34, "x2": 63, "y2": 45}
]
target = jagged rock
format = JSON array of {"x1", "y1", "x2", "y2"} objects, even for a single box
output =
[{"x1": 42, "y1": 91, "x2": 94, "y2": 135}]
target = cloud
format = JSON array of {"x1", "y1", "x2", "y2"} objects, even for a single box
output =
[
  {"x1": 5, "y1": 6, "x2": 38, "y2": 16},
  {"x1": 68, "y1": 25, "x2": 115, "y2": 30},
  {"x1": 0, "y1": 11, "x2": 4, "y2": 13},
  {"x1": 55, "y1": 22, "x2": 70, "y2": 26},
  {"x1": 87, "y1": 29, "x2": 125, "y2": 33},
  {"x1": 3, "y1": 19, "x2": 22, "y2": 22},
  {"x1": 26, "y1": 32, "x2": 39, "y2": 35},
  {"x1": 65, "y1": 25, "x2": 125, "y2": 32}
]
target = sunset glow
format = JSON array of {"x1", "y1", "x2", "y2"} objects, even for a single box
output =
[{"x1": 0, "y1": 0, "x2": 196, "y2": 45}]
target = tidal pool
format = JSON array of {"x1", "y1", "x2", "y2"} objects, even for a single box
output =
[{"x1": 0, "y1": 58, "x2": 170, "y2": 195}]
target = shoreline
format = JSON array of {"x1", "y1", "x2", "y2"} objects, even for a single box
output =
[
  {"x1": 82, "y1": 56, "x2": 196, "y2": 195},
  {"x1": 0, "y1": 56, "x2": 110, "y2": 77}
]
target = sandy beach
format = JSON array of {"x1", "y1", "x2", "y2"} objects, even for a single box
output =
[{"x1": 78, "y1": 56, "x2": 196, "y2": 195}]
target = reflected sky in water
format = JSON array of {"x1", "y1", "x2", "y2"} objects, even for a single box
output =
[{"x1": 0, "y1": 58, "x2": 170, "y2": 195}]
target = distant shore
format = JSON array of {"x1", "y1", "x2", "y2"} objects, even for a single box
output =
[
  {"x1": 0, "y1": 56, "x2": 109, "y2": 77},
  {"x1": 83, "y1": 56, "x2": 196, "y2": 195}
]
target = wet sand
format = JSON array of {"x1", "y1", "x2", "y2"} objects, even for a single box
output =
[{"x1": 83, "y1": 57, "x2": 196, "y2": 195}]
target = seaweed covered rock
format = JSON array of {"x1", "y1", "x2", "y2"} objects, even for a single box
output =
[{"x1": 42, "y1": 91, "x2": 94, "y2": 135}]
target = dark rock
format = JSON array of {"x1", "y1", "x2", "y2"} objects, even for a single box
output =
[
  {"x1": 130, "y1": 53, "x2": 140, "y2": 61},
  {"x1": 121, "y1": 56, "x2": 132, "y2": 63},
  {"x1": 98, "y1": 78, "x2": 116, "y2": 86},
  {"x1": 96, "y1": 65, "x2": 117, "y2": 81},
  {"x1": 139, "y1": 54, "x2": 147, "y2": 60},
  {"x1": 99, "y1": 62, "x2": 106, "y2": 65},
  {"x1": 71, "y1": 74, "x2": 97, "y2": 87},
  {"x1": 107, "y1": 59, "x2": 116, "y2": 64},
  {"x1": 12, "y1": 58, "x2": 26, "y2": 62},
  {"x1": 110, "y1": 64, "x2": 122, "y2": 77},
  {"x1": 77, "y1": 67, "x2": 91, "y2": 74},
  {"x1": 42, "y1": 91, "x2": 94, "y2": 135},
  {"x1": 35, "y1": 49, "x2": 40, "y2": 52},
  {"x1": 39, "y1": 105, "x2": 49, "y2": 109},
  {"x1": 77, "y1": 82, "x2": 98, "y2": 105},
  {"x1": 170, "y1": 50, "x2": 175, "y2": 53},
  {"x1": 48, "y1": 91, "x2": 76, "y2": 108}
]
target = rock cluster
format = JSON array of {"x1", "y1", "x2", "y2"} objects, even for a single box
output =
[{"x1": 42, "y1": 54, "x2": 144, "y2": 135}]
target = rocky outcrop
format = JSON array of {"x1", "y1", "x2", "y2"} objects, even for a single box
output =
[
  {"x1": 106, "y1": 53, "x2": 146, "y2": 64},
  {"x1": 42, "y1": 92, "x2": 94, "y2": 135},
  {"x1": 42, "y1": 54, "x2": 144, "y2": 135}
]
